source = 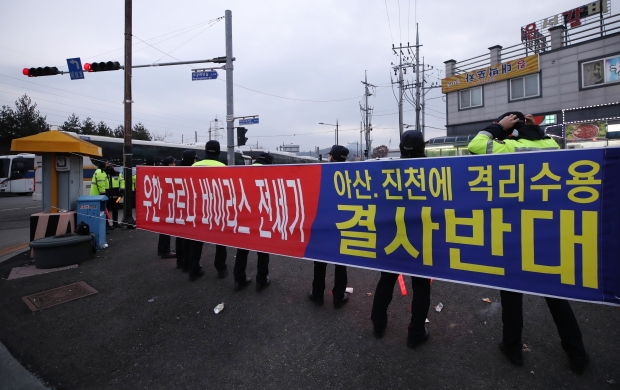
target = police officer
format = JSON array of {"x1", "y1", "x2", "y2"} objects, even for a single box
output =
[
  {"x1": 185, "y1": 141, "x2": 229, "y2": 281},
  {"x1": 176, "y1": 151, "x2": 199, "y2": 274},
  {"x1": 157, "y1": 156, "x2": 176, "y2": 259},
  {"x1": 233, "y1": 152, "x2": 273, "y2": 292},
  {"x1": 105, "y1": 165, "x2": 125, "y2": 229},
  {"x1": 370, "y1": 130, "x2": 431, "y2": 348},
  {"x1": 468, "y1": 112, "x2": 589, "y2": 373},
  {"x1": 90, "y1": 159, "x2": 115, "y2": 230},
  {"x1": 309, "y1": 145, "x2": 350, "y2": 308}
]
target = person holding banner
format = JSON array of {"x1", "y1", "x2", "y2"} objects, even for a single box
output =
[
  {"x1": 233, "y1": 152, "x2": 273, "y2": 292},
  {"x1": 370, "y1": 130, "x2": 432, "y2": 348},
  {"x1": 186, "y1": 141, "x2": 229, "y2": 281},
  {"x1": 468, "y1": 112, "x2": 589, "y2": 373},
  {"x1": 157, "y1": 156, "x2": 177, "y2": 260},
  {"x1": 177, "y1": 150, "x2": 198, "y2": 276},
  {"x1": 309, "y1": 145, "x2": 350, "y2": 308}
]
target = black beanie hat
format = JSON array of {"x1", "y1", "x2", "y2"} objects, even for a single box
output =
[
  {"x1": 328, "y1": 145, "x2": 349, "y2": 162},
  {"x1": 205, "y1": 140, "x2": 220, "y2": 156},
  {"x1": 400, "y1": 130, "x2": 426, "y2": 158}
]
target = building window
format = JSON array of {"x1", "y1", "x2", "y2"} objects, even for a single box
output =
[
  {"x1": 459, "y1": 87, "x2": 482, "y2": 109},
  {"x1": 510, "y1": 74, "x2": 539, "y2": 100},
  {"x1": 581, "y1": 54, "x2": 620, "y2": 88}
]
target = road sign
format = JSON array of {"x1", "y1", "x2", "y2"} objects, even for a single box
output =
[
  {"x1": 239, "y1": 118, "x2": 259, "y2": 125},
  {"x1": 192, "y1": 71, "x2": 218, "y2": 81},
  {"x1": 66, "y1": 57, "x2": 84, "y2": 80}
]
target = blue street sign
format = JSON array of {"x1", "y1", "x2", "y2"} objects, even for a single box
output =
[
  {"x1": 239, "y1": 118, "x2": 259, "y2": 125},
  {"x1": 192, "y1": 71, "x2": 218, "y2": 81},
  {"x1": 66, "y1": 57, "x2": 84, "y2": 80}
]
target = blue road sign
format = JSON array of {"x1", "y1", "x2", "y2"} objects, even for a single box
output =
[
  {"x1": 192, "y1": 71, "x2": 218, "y2": 81},
  {"x1": 239, "y1": 118, "x2": 259, "y2": 125},
  {"x1": 66, "y1": 57, "x2": 84, "y2": 80}
]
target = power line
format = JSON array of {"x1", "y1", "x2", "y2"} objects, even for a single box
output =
[{"x1": 384, "y1": 0, "x2": 394, "y2": 44}]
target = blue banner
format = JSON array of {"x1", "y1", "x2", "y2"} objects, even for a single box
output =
[{"x1": 306, "y1": 148, "x2": 620, "y2": 305}]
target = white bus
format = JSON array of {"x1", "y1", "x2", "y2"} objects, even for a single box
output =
[{"x1": 0, "y1": 153, "x2": 35, "y2": 195}]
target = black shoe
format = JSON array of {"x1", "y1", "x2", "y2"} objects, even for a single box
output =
[
  {"x1": 568, "y1": 353, "x2": 589, "y2": 374},
  {"x1": 161, "y1": 252, "x2": 177, "y2": 259},
  {"x1": 407, "y1": 329, "x2": 430, "y2": 348},
  {"x1": 107, "y1": 225, "x2": 115, "y2": 231},
  {"x1": 333, "y1": 292, "x2": 350, "y2": 308},
  {"x1": 256, "y1": 277, "x2": 271, "y2": 292},
  {"x1": 499, "y1": 341, "x2": 523, "y2": 366},
  {"x1": 373, "y1": 324, "x2": 386, "y2": 339},
  {"x1": 234, "y1": 277, "x2": 252, "y2": 291},
  {"x1": 113, "y1": 223, "x2": 121, "y2": 228},
  {"x1": 188, "y1": 270, "x2": 204, "y2": 282},
  {"x1": 308, "y1": 292, "x2": 324, "y2": 305},
  {"x1": 217, "y1": 269, "x2": 228, "y2": 279}
]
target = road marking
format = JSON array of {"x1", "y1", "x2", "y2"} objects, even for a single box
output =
[
  {"x1": 0, "y1": 242, "x2": 29, "y2": 258},
  {"x1": 0, "y1": 208, "x2": 20, "y2": 212},
  {"x1": 25, "y1": 206, "x2": 40, "y2": 209}
]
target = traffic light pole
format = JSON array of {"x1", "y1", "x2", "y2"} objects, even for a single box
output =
[
  {"x1": 225, "y1": 10, "x2": 235, "y2": 166},
  {"x1": 122, "y1": 0, "x2": 136, "y2": 229}
]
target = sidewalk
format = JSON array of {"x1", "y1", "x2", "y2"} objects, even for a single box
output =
[{"x1": 1, "y1": 227, "x2": 619, "y2": 389}]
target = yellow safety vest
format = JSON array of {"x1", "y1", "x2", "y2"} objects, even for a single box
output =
[
  {"x1": 90, "y1": 169, "x2": 109, "y2": 195},
  {"x1": 192, "y1": 159, "x2": 226, "y2": 167}
]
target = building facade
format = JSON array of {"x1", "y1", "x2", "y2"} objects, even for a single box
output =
[{"x1": 441, "y1": 3, "x2": 620, "y2": 145}]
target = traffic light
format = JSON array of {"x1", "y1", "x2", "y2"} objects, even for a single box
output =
[
  {"x1": 22, "y1": 67, "x2": 59, "y2": 77},
  {"x1": 237, "y1": 127, "x2": 248, "y2": 146},
  {"x1": 364, "y1": 149, "x2": 369, "y2": 158},
  {"x1": 84, "y1": 61, "x2": 121, "y2": 72}
]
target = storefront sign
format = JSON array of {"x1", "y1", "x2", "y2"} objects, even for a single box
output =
[
  {"x1": 441, "y1": 55, "x2": 539, "y2": 94},
  {"x1": 137, "y1": 149, "x2": 620, "y2": 306}
]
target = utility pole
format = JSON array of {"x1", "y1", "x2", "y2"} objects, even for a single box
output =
[
  {"x1": 391, "y1": 40, "x2": 417, "y2": 136},
  {"x1": 224, "y1": 10, "x2": 235, "y2": 165},
  {"x1": 415, "y1": 24, "x2": 421, "y2": 134},
  {"x1": 195, "y1": 131, "x2": 197, "y2": 143},
  {"x1": 121, "y1": 0, "x2": 135, "y2": 229},
  {"x1": 360, "y1": 71, "x2": 375, "y2": 160},
  {"x1": 336, "y1": 119, "x2": 339, "y2": 144}
]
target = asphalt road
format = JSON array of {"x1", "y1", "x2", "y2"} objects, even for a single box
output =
[
  {"x1": 0, "y1": 194, "x2": 41, "y2": 256},
  {"x1": 0, "y1": 227, "x2": 619, "y2": 389}
]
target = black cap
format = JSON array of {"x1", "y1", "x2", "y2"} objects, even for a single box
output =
[
  {"x1": 497, "y1": 111, "x2": 525, "y2": 122},
  {"x1": 205, "y1": 140, "x2": 220, "y2": 156},
  {"x1": 328, "y1": 145, "x2": 349, "y2": 162},
  {"x1": 400, "y1": 130, "x2": 426, "y2": 158},
  {"x1": 255, "y1": 152, "x2": 273, "y2": 165},
  {"x1": 97, "y1": 158, "x2": 109, "y2": 169},
  {"x1": 182, "y1": 150, "x2": 197, "y2": 160},
  {"x1": 162, "y1": 156, "x2": 175, "y2": 166}
]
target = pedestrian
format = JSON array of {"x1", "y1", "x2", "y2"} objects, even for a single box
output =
[
  {"x1": 157, "y1": 156, "x2": 176, "y2": 259},
  {"x1": 105, "y1": 165, "x2": 124, "y2": 229},
  {"x1": 468, "y1": 111, "x2": 589, "y2": 373},
  {"x1": 370, "y1": 130, "x2": 431, "y2": 348},
  {"x1": 309, "y1": 145, "x2": 350, "y2": 308},
  {"x1": 233, "y1": 152, "x2": 273, "y2": 292},
  {"x1": 185, "y1": 141, "x2": 229, "y2": 281}
]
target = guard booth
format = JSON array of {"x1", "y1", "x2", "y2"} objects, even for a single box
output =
[{"x1": 11, "y1": 131, "x2": 103, "y2": 251}]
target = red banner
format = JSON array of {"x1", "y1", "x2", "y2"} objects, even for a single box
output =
[{"x1": 136, "y1": 165, "x2": 322, "y2": 258}]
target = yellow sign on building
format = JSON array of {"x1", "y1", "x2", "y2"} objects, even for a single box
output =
[{"x1": 441, "y1": 54, "x2": 539, "y2": 93}]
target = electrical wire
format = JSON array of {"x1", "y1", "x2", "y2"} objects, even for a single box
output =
[
  {"x1": 384, "y1": 0, "x2": 394, "y2": 45},
  {"x1": 152, "y1": 22, "x2": 221, "y2": 64}
]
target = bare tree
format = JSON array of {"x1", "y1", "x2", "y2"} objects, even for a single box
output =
[{"x1": 151, "y1": 130, "x2": 173, "y2": 142}]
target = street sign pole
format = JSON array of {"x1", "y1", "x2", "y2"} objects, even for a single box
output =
[
  {"x1": 225, "y1": 10, "x2": 235, "y2": 166},
  {"x1": 122, "y1": 0, "x2": 135, "y2": 228}
]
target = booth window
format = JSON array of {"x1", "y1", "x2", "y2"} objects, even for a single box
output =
[
  {"x1": 510, "y1": 74, "x2": 540, "y2": 101},
  {"x1": 459, "y1": 87, "x2": 483, "y2": 110}
]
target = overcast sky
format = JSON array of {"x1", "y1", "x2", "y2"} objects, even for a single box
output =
[{"x1": 1, "y1": 0, "x2": 617, "y2": 154}]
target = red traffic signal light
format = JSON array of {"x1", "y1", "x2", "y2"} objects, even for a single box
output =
[
  {"x1": 22, "y1": 66, "x2": 59, "y2": 77},
  {"x1": 84, "y1": 61, "x2": 121, "y2": 72}
]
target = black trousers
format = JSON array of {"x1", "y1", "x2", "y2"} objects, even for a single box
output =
[
  {"x1": 312, "y1": 261, "x2": 347, "y2": 301},
  {"x1": 107, "y1": 198, "x2": 119, "y2": 226},
  {"x1": 371, "y1": 272, "x2": 431, "y2": 340},
  {"x1": 185, "y1": 240, "x2": 227, "y2": 276},
  {"x1": 500, "y1": 290, "x2": 587, "y2": 357},
  {"x1": 234, "y1": 249, "x2": 269, "y2": 283},
  {"x1": 157, "y1": 234, "x2": 171, "y2": 255},
  {"x1": 176, "y1": 237, "x2": 186, "y2": 269}
]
